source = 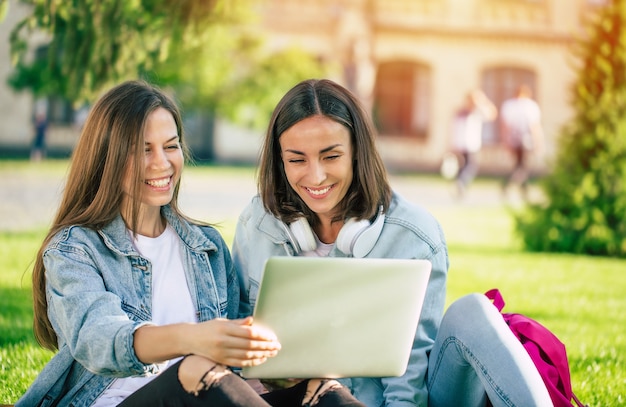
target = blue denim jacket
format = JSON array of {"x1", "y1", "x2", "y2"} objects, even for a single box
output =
[
  {"x1": 17, "y1": 206, "x2": 239, "y2": 407},
  {"x1": 232, "y1": 192, "x2": 449, "y2": 407}
]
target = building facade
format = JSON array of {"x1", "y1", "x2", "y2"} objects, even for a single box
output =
[
  {"x1": 253, "y1": 0, "x2": 607, "y2": 173},
  {"x1": 0, "y1": 0, "x2": 608, "y2": 174}
]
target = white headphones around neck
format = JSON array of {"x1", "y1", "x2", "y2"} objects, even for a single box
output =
[{"x1": 286, "y1": 206, "x2": 385, "y2": 258}]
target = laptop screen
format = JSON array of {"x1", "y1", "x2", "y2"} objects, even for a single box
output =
[{"x1": 241, "y1": 256, "x2": 432, "y2": 379}]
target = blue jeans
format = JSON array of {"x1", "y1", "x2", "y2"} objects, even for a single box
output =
[
  {"x1": 427, "y1": 294, "x2": 553, "y2": 407},
  {"x1": 456, "y1": 151, "x2": 479, "y2": 189}
]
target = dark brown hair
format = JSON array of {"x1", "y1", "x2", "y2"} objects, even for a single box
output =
[{"x1": 257, "y1": 79, "x2": 391, "y2": 228}]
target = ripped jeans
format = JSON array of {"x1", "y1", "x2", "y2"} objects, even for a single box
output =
[{"x1": 118, "y1": 358, "x2": 364, "y2": 407}]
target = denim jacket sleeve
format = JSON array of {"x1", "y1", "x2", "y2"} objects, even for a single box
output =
[
  {"x1": 43, "y1": 228, "x2": 157, "y2": 377},
  {"x1": 232, "y1": 207, "x2": 254, "y2": 319},
  {"x1": 379, "y1": 228, "x2": 447, "y2": 406},
  {"x1": 233, "y1": 196, "x2": 295, "y2": 318},
  {"x1": 382, "y1": 204, "x2": 449, "y2": 407},
  {"x1": 349, "y1": 194, "x2": 449, "y2": 407}
]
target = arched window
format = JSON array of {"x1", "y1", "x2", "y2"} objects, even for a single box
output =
[
  {"x1": 481, "y1": 67, "x2": 537, "y2": 145},
  {"x1": 373, "y1": 62, "x2": 431, "y2": 139}
]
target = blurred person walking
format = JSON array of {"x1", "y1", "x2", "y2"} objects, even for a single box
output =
[
  {"x1": 448, "y1": 89, "x2": 497, "y2": 198},
  {"x1": 30, "y1": 99, "x2": 49, "y2": 161},
  {"x1": 499, "y1": 84, "x2": 544, "y2": 199}
]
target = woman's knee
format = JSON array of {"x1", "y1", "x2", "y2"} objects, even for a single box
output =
[
  {"x1": 441, "y1": 293, "x2": 497, "y2": 336},
  {"x1": 303, "y1": 379, "x2": 343, "y2": 406},
  {"x1": 178, "y1": 355, "x2": 231, "y2": 395},
  {"x1": 446, "y1": 292, "x2": 489, "y2": 317}
]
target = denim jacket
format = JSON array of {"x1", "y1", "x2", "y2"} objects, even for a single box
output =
[
  {"x1": 17, "y1": 206, "x2": 239, "y2": 407},
  {"x1": 232, "y1": 192, "x2": 449, "y2": 407}
]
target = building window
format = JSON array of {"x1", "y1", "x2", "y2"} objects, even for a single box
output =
[
  {"x1": 481, "y1": 66, "x2": 537, "y2": 145},
  {"x1": 373, "y1": 62, "x2": 431, "y2": 139}
]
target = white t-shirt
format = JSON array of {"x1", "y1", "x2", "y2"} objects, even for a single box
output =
[
  {"x1": 301, "y1": 233, "x2": 333, "y2": 257},
  {"x1": 92, "y1": 224, "x2": 197, "y2": 406},
  {"x1": 500, "y1": 97, "x2": 541, "y2": 149},
  {"x1": 451, "y1": 109, "x2": 485, "y2": 153}
]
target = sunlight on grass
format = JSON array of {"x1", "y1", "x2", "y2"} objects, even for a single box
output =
[{"x1": 0, "y1": 344, "x2": 53, "y2": 402}]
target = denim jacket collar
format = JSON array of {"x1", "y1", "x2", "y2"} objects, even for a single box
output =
[
  {"x1": 99, "y1": 205, "x2": 218, "y2": 256},
  {"x1": 256, "y1": 210, "x2": 292, "y2": 244}
]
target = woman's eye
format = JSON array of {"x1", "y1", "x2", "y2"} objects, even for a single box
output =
[{"x1": 166, "y1": 144, "x2": 180, "y2": 150}]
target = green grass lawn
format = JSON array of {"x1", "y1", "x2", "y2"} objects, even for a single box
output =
[
  {"x1": 436, "y1": 207, "x2": 625, "y2": 406},
  {"x1": 1, "y1": 162, "x2": 624, "y2": 405}
]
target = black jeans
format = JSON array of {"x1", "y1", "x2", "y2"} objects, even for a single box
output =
[{"x1": 118, "y1": 359, "x2": 364, "y2": 407}]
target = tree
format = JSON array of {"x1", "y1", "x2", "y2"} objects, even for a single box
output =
[
  {"x1": 5, "y1": 0, "x2": 325, "y2": 119},
  {"x1": 515, "y1": 0, "x2": 626, "y2": 257},
  {"x1": 8, "y1": 0, "x2": 235, "y2": 100},
  {"x1": 149, "y1": 21, "x2": 326, "y2": 130}
]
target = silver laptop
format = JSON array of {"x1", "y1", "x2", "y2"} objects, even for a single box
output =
[{"x1": 241, "y1": 256, "x2": 431, "y2": 379}]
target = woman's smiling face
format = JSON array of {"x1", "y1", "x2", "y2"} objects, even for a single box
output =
[
  {"x1": 122, "y1": 107, "x2": 183, "y2": 214},
  {"x1": 280, "y1": 115, "x2": 353, "y2": 221}
]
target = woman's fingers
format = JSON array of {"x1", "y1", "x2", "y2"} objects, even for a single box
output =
[
  {"x1": 217, "y1": 347, "x2": 277, "y2": 367},
  {"x1": 230, "y1": 317, "x2": 279, "y2": 342},
  {"x1": 196, "y1": 318, "x2": 281, "y2": 367},
  {"x1": 217, "y1": 336, "x2": 281, "y2": 367}
]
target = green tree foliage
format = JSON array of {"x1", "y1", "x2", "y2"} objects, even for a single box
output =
[
  {"x1": 216, "y1": 47, "x2": 329, "y2": 129},
  {"x1": 515, "y1": 0, "x2": 626, "y2": 257},
  {"x1": 0, "y1": 0, "x2": 8, "y2": 22},
  {"x1": 8, "y1": 0, "x2": 239, "y2": 100},
  {"x1": 150, "y1": 22, "x2": 325, "y2": 129},
  {"x1": 6, "y1": 0, "x2": 326, "y2": 124}
]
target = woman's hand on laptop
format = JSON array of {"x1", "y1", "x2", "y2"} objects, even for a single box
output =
[{"x1": 190, "y1": 317, "x2": 281, "y2": 367}]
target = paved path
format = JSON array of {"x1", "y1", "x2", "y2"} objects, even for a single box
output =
[{"x1": 1, "y1": 163, "x2": 532, "y2": 232}]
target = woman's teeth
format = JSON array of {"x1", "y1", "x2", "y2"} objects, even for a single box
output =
[
  {"x1": 307, "y1": 186, "x2": 331, "y2": 196},
  {"x1": 146, "y1": 178, "x2": 169, "y2": 188}
]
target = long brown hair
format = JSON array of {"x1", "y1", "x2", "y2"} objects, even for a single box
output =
[
  {"x1": 32, "y1": 80, "x2": 188, "y2": 350},
  {"x1": 257, "y1": 78, "x2": 392, "y2": 228}
]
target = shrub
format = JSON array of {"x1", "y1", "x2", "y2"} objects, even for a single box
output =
[{"x1": 516, "y1": 0, "x2": 626, "y2": 257}]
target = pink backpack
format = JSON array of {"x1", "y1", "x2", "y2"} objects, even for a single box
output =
[{"x1": 485, "y1": 289, "x2": 587, "y2": 407}]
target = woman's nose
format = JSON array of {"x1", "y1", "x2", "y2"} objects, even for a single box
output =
[
  {"x1": 150, "y1": 149, "x2": 171, "y2": 170},
  {"x1": 309, "y1": 161, "x2": 326, "y2": 185}
]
